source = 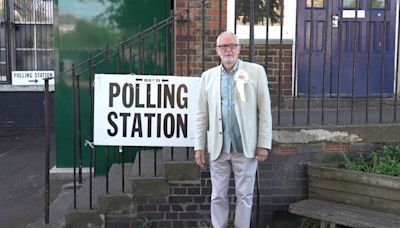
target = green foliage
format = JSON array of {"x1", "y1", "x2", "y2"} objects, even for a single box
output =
[
  {"x1": 228, "y1": 219, "x2": 234, "y2": 228},
  {"x1": 136, "y1": 217, "x2": 152, "y2": 228},
  {"x1": 228, "y1": 220, "x2": 270, "y2": 228},
  {"x1": 298, "y1": 217, "x2": 319, "y2": 228},
  {"x1": 342, "y1": 145, "x2": 400, "y2": 176},
  {"x1": 236, "y1": 0, "x2": 281, "y2": 26}
]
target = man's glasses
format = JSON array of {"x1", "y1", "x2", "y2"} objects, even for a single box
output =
[{"x1": 216, "y1": 43, "x2": 239, "y2": 51}]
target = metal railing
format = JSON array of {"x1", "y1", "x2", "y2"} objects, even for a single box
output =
[{"x1": 42, "y1": 0, "x2": 400, "y2": 225}]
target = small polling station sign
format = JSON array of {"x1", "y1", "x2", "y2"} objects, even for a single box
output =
[
  {"x1": 12, "y1": 71, "x2": 54, "y2": 85},
  {"x1": 94, "y1": 74, "x2": 199, "y2": 147}
]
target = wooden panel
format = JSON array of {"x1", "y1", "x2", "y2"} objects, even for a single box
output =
[
  {"x1": 309, "y1": 187, "x2": 400, "y2": 215},
  {"x1": 308, "y1": 164, "x2": 400, "y2": 189},
  {"x1": 309, "y1": 176, "x2": 400, "y2": 201},
  {"x1": 289, "y1": 199, "x2": 400, "y2": 228}
]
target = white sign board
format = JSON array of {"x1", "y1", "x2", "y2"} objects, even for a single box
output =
[
  {"x1": 342, "y1": 10, "x2": 365, "y2": 19},
  {"x1": 12, "y1": 71, "x2": 55, "y2": 85},
  {"x1": 94, "y1": 74, "x2": 199, "y2": 147}
]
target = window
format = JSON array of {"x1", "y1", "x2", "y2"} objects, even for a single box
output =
[
  {"x1": 235, "y1": 0, "x2": 283, "y2": 27},
  {"x1": 14, "y1": 0, "x2": 54, "y2": 71},
  {"x1": 0, "y1": 0, "x2": 54, "y2": 84},
  {"x1": 307, "y1": 0, "x2": 324, "y2": 8},
  {"x1": 370, "y1": 0, "x2": 386, "y2": 9},
  {"x1": 227, "y1": 0, "x2": 296, "y2": 40},
  {"x1": 342, "y1": 0, "x2": 360, "y2": 9}
]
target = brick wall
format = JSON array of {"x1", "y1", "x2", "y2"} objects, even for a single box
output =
[
  {"x1": 136, "y1": 181, "x2": 210, "y2": 227},
  {"x1": 107, "y1": 142, "x2": 378, "y2": 227},
  {"x1": 174, "y1": 0, "x2": 226, "y2": 77},
  {"x1": 240, "y1": 43, "x2": 293, "y2": 99},
  {"x1": 174, "y1": 0, "x2": 293, "y2": 100},
  {"x1": 0, "y1": 92, "x2": 54, "y2": 136}
]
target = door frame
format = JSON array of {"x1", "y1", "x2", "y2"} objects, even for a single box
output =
[{"x1": 294, "y1": 0, "x2": 400, "y2": 97}]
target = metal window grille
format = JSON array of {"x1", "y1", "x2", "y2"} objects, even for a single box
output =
[{"x1": 0, "y1": 0, "x2": 54, "y2": 83}]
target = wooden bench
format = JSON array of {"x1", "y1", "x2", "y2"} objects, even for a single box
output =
[{"x1": 289, "y1": 199, "x2": 400, "y2": 228}]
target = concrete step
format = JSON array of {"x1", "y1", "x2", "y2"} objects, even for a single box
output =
[
  {"x1": 65, "y1": 210, "x2": 104, "y2": 228},
  {"x1": 130, "y1": 147, "x2": 195, "y2": 178},
  {"x1": 164, "y1": 161, "x2": 199, "y2": 181},
  {"x1": 131, "y1": 176, "x2": 167, "y2": 197},
  {"x1": 129, "y1": 147, "x2": 198, "y2": 196},
  {"x1": 64, "y1": 163, "x2": 137, "y2": 227},
  {"x1": 106, "y1": 213, "x2": 150, "y2": 228},
  {"x1": 97, "y1": 193, "x2": 136, "y2": 214},
  {"x1": 28, "y1": 149, "x2": 200, "y2": 228}
]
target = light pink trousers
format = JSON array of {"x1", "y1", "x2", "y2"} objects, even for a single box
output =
[{"x1": 209, "y1": 152, "x2": 258, "y2": 228}]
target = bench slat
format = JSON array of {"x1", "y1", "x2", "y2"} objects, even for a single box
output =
[{"x1": 289, "y1": 199, "x2": 400, "y2": 228}]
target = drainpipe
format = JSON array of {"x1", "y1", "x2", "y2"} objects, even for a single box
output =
[
  {"x1": 4, "y1": 0, "x2": 14, "y2": 79},
  {"x1": 249, "y1": 0, "x2": 255, "y2": 62}
]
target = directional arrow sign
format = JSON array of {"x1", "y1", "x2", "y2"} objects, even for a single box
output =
[{"x1": 12, "y1": 71, "x2": 54, "y2": 86}]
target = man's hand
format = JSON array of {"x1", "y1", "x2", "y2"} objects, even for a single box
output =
[
  {"x1": 255, "y1": 147, "x2": 269, "y2": 162},
  {"x1": 195, "y1": 150, "x2": 206, "y2": 169}
]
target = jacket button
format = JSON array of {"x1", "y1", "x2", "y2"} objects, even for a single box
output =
[{"x1": 219, "y1": 132, "x2": 222, "y2": 134}]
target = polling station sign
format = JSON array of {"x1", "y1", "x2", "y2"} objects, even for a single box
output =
[
  {"x1": 12, "y1": 71, "x2": 55, "y2": 85},
  {"x1": 94, "y1": 74, "x2": 199, "y2": 147}
]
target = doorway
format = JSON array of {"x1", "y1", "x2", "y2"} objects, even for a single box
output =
[{"x1": 297, "y1": 0, "x2": 397, "y2": 97}]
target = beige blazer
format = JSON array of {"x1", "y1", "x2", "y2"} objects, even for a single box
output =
[{"x1": 194, "y1": 60, "x2": 272, "y2": 161}]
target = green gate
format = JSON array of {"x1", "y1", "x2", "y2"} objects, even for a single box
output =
[{"x1": 54, "y1": 0, "x2": 172, "y2": 174}]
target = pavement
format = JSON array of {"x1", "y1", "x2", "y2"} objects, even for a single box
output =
[{"x1": 0, "y1": 133, "x2": 70, "y2": 228}]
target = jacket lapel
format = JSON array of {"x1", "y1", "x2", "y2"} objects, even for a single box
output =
[{"x1": 215, "y1": 66, "x2": 222, "y2": 113}]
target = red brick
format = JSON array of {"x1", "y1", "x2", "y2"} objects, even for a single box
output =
[
  {"x1": 272, "y1": 145, "x2": 297, "y2": 154},
  {"x1": 323, "y1": 144, "x2": 349, "y2": 153}
]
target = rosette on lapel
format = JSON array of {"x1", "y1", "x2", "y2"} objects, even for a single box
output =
[{"x1": 234, "y1": 69, "x2": 249, "y2": 102}]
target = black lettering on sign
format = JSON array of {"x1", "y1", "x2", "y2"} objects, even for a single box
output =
[
  {"x1": 163, "y1": 84, "x2": 175, "y2": 108},
  {"x1": 119, "y1": 112, "x2": 131, "y2": 137},
  {"x1": 122, "y1": 83, "x2": 134, "y2": 107},
  {"x1": 105, "y1": 79, "x2": 191, "y2": 140},
  {"x1": 157, "y1": 114, "x2": 162, "y2": 137},
  {"x1": 177, "y1": 84, "x2": 188, "y2": 109},
  {"x1": 131, "y1": 113, "x2": 143, "y2": 137},
  {"x1": 109, "y1": 83, "x2": 120, "y2": 107},
  {"x1": 107, "y1": 112, "x2": 118, "y2": 136},
  {"x1": 157, "y1": 84, "x2": 162, "y2": 108},
  {"x1": 146, "y1": 84, "x2": 156, "y2": 108},
  {"x1": 135, "y1": 84, "x2": 145, "y2": 108},
  {"x1": 163, "y1": 113, "x2": 175, "y2": 138},
  {"x1": 176, "y1": 114, "x2": 188, "y2": 137},
  {"x1": 144, "y1": 113, "x2": 155, "y2": 137}
]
